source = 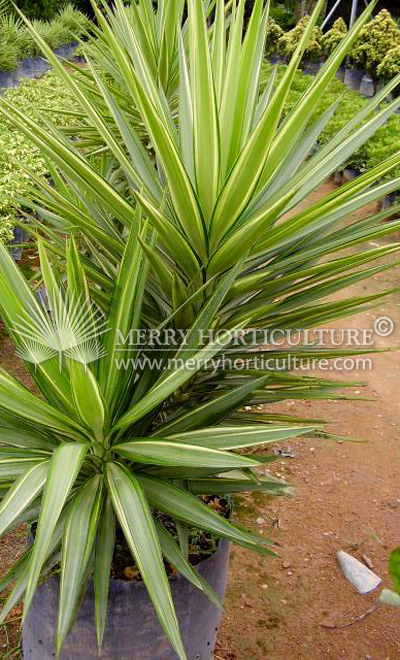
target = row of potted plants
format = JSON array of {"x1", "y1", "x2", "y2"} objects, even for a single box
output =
[
  {"x1": 1, "y1": 0, "x2": 400, "y2": 657},
  {"x1": 3, "y1": 59, "x2": 400, "y2": 263},
  {"x1": 267, "y1": 9, "x2": 400, "y2": 95},
  {"x1": 262, "y1": 62, "x2": 400, "y2": 207},
  {"x1": 0, "y1": 4, "x2": 87, "y2": 88}
]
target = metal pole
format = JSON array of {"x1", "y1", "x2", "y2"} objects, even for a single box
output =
[
  {"x1": 349, "y1": 0, "x2": 359, "y2": 27},
  {"x1": 321, "y1": 0, "x2": 343, "y2": 30}
]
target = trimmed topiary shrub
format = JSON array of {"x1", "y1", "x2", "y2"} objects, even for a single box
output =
[
  {"x1": 349, "y1": 9, "x2": 400, "y2": 76},
  {"x1": 321, "y1": 18, "x2": 348, "y2": 56},
  {"x1": 266, "y1": 18, "x2": 284, "y2": 56},
  {"x1": 377, "y1": 45, "x2": 400, "y2": 81},
  {"x1": 278, "y1": 16, "x2": 323, "y2": 61}
]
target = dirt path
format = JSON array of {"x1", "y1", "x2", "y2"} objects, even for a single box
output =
[
  {"x1": 1, "y1": 183, "x2": 400, "y2": 659},
  {"x1": 216, "y1": 182, "x2": 400, "y2": 659}
]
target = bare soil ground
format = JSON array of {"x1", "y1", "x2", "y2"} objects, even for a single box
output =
[{"x1": 1, "y1": 182, "x2": 400, "y2": 659}]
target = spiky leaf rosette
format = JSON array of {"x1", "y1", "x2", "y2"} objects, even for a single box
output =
[{"x1": 1, "y1": 0, "x2": 400, "y2": 657}]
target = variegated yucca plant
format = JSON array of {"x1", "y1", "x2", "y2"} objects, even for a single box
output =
[{"x1": 1, "y1": 0, "x2": 400, "y2": 657}]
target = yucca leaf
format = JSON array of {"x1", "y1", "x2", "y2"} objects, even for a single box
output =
[
  {"x1": 23, "y1": 442, "x2": 89, "y2": 623},
  {"x1": 134, "y1": 189, "x2": 201, "y2": 280},
  {"x1": 99, "y1": 211, "x2": 148, "y2": 414},
  {"x1": 165, "y1": 257, "x2": 245, "y2": 369},
  {"x1": 0, "y1": 243, "x2": 74, "y2": 414},
  {"x1": 94, "y1": 495, "x2": 116, "y2": 649},
  {"x1": 118, "y1": 49, "x2": 205, "y2": 256},
  {"x1": 208, "y1": 190, "x2": 294, "y2": 275},
  {"x1": 188, "y1": 476, "x2": 293, "y2": 496},
  {"x1": 178, "y1": 31, "x2": 195, "y2": 183},
  {"x1": 154, "y1": 374, "x2": 270, "y2": 435},
  {"x1": 0, "y1": 368, "x2": 86, "y2": 441},
  {"x1": 1, "y1": 509, "x2": 69, "y2": 625},
  {"x1": 218, "y1": 0, "x2": 246, "y2": 177},
  {"x1": 188, "y1": 0, "x2": 220, "y2": 224},
  {"x1": 1, "y1": 548, "x2": 62, "y2": 625},
  {"x1": 0, "y1": 461, "x2": 50, "y2": 538},
  {"x1": 225, "y1": 0, "x2": 268, "y2": 170},
  {"x1": 258, "y1": 0, "x2": 376, "y2": 190},
  {"x1": 155, "y1": 519, "x2": 222, "y2": 609},
  {"x1": 138, "y1": 475, "x2": 277, "y2": 557},
  {"x1": 0, "y1": 547, "x2": 32, "y2": 595},
  {"x1": 114, "y1": 438, "x2": 260, "y2": 468},
  {"x1": 106, "y1": 461, "x2": 187, "y2": 660},
  {"x1": 209, "y1": 0, "x2": 326, "y2": 250},
  {"x1": 211, "y1": 0, "x2": 226, "y2": 106},
  {"x1": 166, "y1": 425, "x2": 315, "y2": 450},
  {"x1": 0, "y1": 98, "x2": 137, "y2": 226},
  {"x1": 0, "y1": 427, "x2": 58, "y2": 451},
  {"x1": 114, "y1": 325, "x2": 247, "y2": 431},
  {"x1": 65, "y1": 237, "x2": 107, "y2": 439},
  {"x1": 57, "y1": 475, "x2": 103, "y2": 654}
]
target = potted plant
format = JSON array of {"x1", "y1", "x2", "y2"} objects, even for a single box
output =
[
  {"x1": 321, "y1": 18, "x2": 348, "y2": 80},
  {"x1": 0, "y1": 41, "x2": 18, "y2": 90},
  {"x1": 28, "y1": 21, "x2": 52, "y2": 77},
  {"x1": 278, "y1": 15, "x2": 324, "y2": 74},
  {"x1": 2, "y1": 0, "x2": 400, "y2": 658},
  {"x1": 56, "y1": 3, "x2": 88, "y2": 60},
  {"x1": 266, "y1": 17, "x2": 284, "y2": 61},
  {"x1": 377, "y1": 46, "x2": 400, "y2": 101},
  {"x1": 346, "y1": 9, "x2": 400, "y2": 92}
]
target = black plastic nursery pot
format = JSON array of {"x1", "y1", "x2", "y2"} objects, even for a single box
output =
[
  {"x1": 23, "y1": 539, "x2": 230, "y2": 660},
  {"x1": 31, "y1": 57, "x2": 51, "y2": 78},
  {"x1": 381, "y1": 193, "x2": 396, "y2": 211},
  {"x1": 0, "y1": 70, "x2": 15, "y2": 90},
  {"x1": 17, "y1": 58, "x2": 34, "y2": 79},
  {"x1": 335, "y1": 66, "x2": 345, "y2": 82},
  {"x1": 343, "y1": 67, "x2": 365, "y2": 92},
  {"x1": 302, "y1": 59, "x2": 323, "y2": 76},
  {"x1": 267, "y1": 53, "x2": 285, "y2": 65},
  {"x1": 359, "y1": 74, "x2": 375, "y2": 98},
  {"x1": 54, "y1": 43, "x2": 79, "y2": 62},
  {"x1": 11, "y1": 225, "x2": 28, "y2": 262}
]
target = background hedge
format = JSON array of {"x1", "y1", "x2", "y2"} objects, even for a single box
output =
[{"x1": 11, "y1": 0, "x2": 93, "y2": 20}]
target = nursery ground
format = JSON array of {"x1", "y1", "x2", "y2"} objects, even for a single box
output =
[
  {"x1": 216, "y1": 181, "x2": 400, "y2": 660},
  {"x1": 1, "y1": 182, "x2": 400, "y2": 659}
]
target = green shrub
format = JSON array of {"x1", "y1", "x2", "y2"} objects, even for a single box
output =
[
  {"x1": 362, "y1": 115, "x2": 400, "y2": 178},
  {"x1": 0, "y1": 39, "x2": 19, "y2": 71},
  {"x1": 0, "y1": 13, "x2": 23, "y2": 69},
  {"x1": 377, "y1": 46, "x2": 400, "y2": 81},
  {"x1": 43, "y1": 18, "x2": 73, "y2": 47},
  {"x1": 0, "y1": 72, "x2": 75, "y2": 243},
  {"x1": 321, "y1": 18, "x2": 348, "y2": 56},
  {"x1": 269, "y1": 4, "x2": 296, "y2": 30},
  {"x1": 10, "y1": 0, "x2": 65, "y2": 21},
  {"x1": 349, "y1": 9, "x2": 400, "y2": 76},
  {"x1": 278, "y1": 16, "x2": 323, "y2": 61},
  {"x1": 0, "y1": 6, "x2": 87, "y2": 63},
  {"x1": 266, "y1": 18, "x2": 284, "y2": 56},
  {"x1": 56, "y1": 3, "x2": 88, "y2": 35}
]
